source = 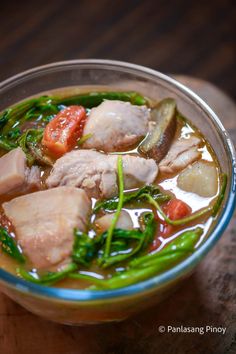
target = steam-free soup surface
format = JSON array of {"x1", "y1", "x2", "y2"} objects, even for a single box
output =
[{"x1": 0, "y1": 89, "x2": 225, "y2": 290}]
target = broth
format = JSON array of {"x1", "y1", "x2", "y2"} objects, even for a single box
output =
[{"x1": 0, "y1": 88, "x2": 223, "y2": 289}]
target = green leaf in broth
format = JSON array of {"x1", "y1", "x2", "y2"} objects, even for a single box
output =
[
  {"x1": 93, "y1": 184, "x2": 170, "y2": 213},
  {"x1": 0, "y1": 136, "x2": 17, "y2": 151},
  {"x1": 103, "y1": 156, "x2": 124, "y2": 259},
  {"x1": 88, "y1": 227, "x2": 202, "y2": 290},
  {"x1": 1, "y1": 96, "x2": 50, "y2": 135},
  {"x1": 0, "y1": 109, "x2": 11, "y2": 129},
  {"x1": 17, "y1": 128, "x2": 44, "y2": 166},
  {"x1": 98, "y1": 212, "x2": 156, "y2": 268},
  {"x1": 130, "y1": 227, "x2": 203, "y2": 268},
  {"x1": 7, "y1": 127, "x2": 21, "y2": 140},
  {"x1": 72, "y1": 230, "x2": 98, "y2": 266},
  {"x1": 17, "y1": 263, "x2": 77, "y2": 285},
  {"x1": 56, "y1": 91, "x2": 148, "y2": 108},
  {"x1": 0, "y1": 227, "x2": 25, "y2": 263}
]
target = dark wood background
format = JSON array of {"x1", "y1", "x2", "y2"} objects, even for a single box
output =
[
  {"x1": 0, "y1": 1, "x2": 235, "y2": 354},
  {"x1": 0, "y1": 0, "x2": 235, "y2": 98}
]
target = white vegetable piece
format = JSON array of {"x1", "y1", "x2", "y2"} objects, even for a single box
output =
[
  {"x1": 95, "y1": 210, "x2": 133, "y2": 233},
  {"x1": 177, "y1": 160, "x2": 218, "y2": 197}
]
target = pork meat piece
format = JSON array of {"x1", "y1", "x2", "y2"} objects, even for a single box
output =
[
  {"x1": 159, "y1": 135, "x2": 201, "y2": 174},
  {"x1": 25, "y1": 165, "x2": 41, "y2": 189},
  {"x1": 82, "y1": 100, "x2": 150, "y2": 152},
  {"x1": 3, "y1": 186, "x2": 91, "y2": 269},
  {"x1": 0, "y1": 147, "x2": 41, "y2": 195},
  {"x1": 46, "y1": 150, "x2": 158, "y2": 199}
]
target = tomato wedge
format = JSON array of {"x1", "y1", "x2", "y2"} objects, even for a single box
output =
[
  {"x1": 164, "y1": 198, "x2": 192, "y2": 220},
  {"x1": 42, "y1": 105, "x2": 87, "y2": 157},
  {"x1": 149, "y1": 198, "x2": 192, "y2": 252},
  {"x1": 161, "y1": 198, "x2": 192, "y2": 237}
]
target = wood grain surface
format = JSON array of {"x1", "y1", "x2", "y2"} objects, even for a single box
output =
[
  {"x1": 0, "y1": 77, "x2": 235, "y2": 354},
  {"x1": 0, "y1": 0, "x2": 235, "y2": 99}
]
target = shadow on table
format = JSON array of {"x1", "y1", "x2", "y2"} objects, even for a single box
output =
[
  {"x1": 61, "y1": 274, "x2": 226, "y2": 354},
  {"x1": 2, "y1": 270, "x2": 231, "y2": 354}
]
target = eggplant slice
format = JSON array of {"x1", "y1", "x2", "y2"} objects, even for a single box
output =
[{"x1": 138, "y1": 98, "x2": 177, "y2": 162}]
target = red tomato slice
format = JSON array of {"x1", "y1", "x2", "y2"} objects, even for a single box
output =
[
  {"x1": 42, "y1": 105, "x2": 86, "y2": 157},
  {"x1": 149, "y1": 198, "x2": 192, "y2": 252},
  {"x1": 164, "y1": 198, "x2": 192, "y2": 220},
  {"x1": 161, "y1": 198, "x2": 192, "y2": 237}
]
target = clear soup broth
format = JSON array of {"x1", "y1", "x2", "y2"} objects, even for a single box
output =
[{"x1": 0, "y1": 88, "x2": 225, "y2": 290}]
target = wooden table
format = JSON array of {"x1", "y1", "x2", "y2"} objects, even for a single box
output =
[
  {"x1": 0, "y1": 77, "x2": 235, "y2": 354},
  {"x1": 0, "y1": 0, "x2": 235, "y2": 100}
]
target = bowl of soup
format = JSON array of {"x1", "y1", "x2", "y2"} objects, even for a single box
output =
[{"x1": 0, "y1": 60, "x2": 235, "y2": 325}]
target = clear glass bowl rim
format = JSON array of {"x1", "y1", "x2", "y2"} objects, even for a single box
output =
[{"x1": 0, "y1": 59, "x2": 235, "y2": 302}]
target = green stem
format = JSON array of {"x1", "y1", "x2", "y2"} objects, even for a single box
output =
[
  {"x1": 143, "y1": 194, "x2": 212, "y2": 226},
  {"x1": 89, "y1": 227, "x2": 202, "y2": 290},
  {"x1": 0, "y1": 137, "x2": 17, "y2": 151},
  {"x1": 17, "y1": 263, "x2": 77, "y2": 285},
  {"x1": 68, "y1": 273, "x2": 106, "y2": 286},
  {"x1": 1, "y1": 97, "x2": 49, "y2": 134},
  {"x1": 56, "y1": 91, "x2": 148, "y2": 108},
  {"x1": 77, "y1": 133, "x2": 93, "y2": 146},
  {"x1": 212, "y1": 174, "x2": 227, "y2": 216},
  {"x1": 104, "y1": 156, "x2": 124, "y2": 258},
  {"x1": 130, "y1": 227, "x2": 203, "y2": 268}
]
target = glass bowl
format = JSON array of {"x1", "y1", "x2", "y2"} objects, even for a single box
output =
[{"x1": 0, "y1": 60, "x2": 235, "y2": 325}]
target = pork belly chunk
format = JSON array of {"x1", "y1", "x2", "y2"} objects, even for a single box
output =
[
  {"x1": 2, "y1": 187, "x2": 91, "y2": 269},
  {"x1": 0, "y1": 147, "x2": 40, "y2": 195},
  {"x1": 46, "y1": 150, "x2": 158, "y2": 199},
  {"x1": 0, "y1": 148, "x2": 26, "y2": 195},
  {"x1": 159, "y1": 135, "x2": 201, "y2": 174},
  {"x1": 82, "y1": 100, "x2": 150, "y2": 152}
]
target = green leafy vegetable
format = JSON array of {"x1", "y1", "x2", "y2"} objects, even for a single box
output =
[
  {"x1": 0, "y1": 227, "x2": 25, "y2": 263},
  {"x1": 141, "y1": 212, "x2": 157, "y2": 249},
  {"x1": 98, "y1": 212, "x2": 156, "y2": 268},
  {"x1": 72, "y1": 230, "x2": 98, "y2": 266},
  {"x1": 27, "y1": 144, "x2": 53, "y2": 166},
  {"x1": 0, "y1": 96, "x2": 52, "y2": 135},
  {"x1": 88, "y1": 227, "x2": 202, "y2": 290},
  {"x1": 7, "y1": 127, "x2": 21, "y2": 140},
  {"x1": 17, "y1": 263, "x2": 77, "y2": 285},
  {"x1": 103, "y1": 156, "x2": 124, "y2": 258},
  {"x1": 212, "y1": 174, "x2": 227, "y2": 217},
  {"x1": 130, "y1": 227, "x2": 203, "y2": 268},
  {"x1": 0, "y1": 96, "x2": 63, "y2": 160},
  {"x1": 57, "y1": 91, "x2": 148, "y2": 108},
  {"x1": 0, "y1": 110, "x2": 11, "y2": 129},
  {"x1": 17, "y1": 129, "x2": 44, "y2": 166},
  {"x1": 0, "y1": 136, "x2": 17, "y2": 151},
  {"x1": 93, "y1": 185, "x2": 170, "y2": 213}
]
